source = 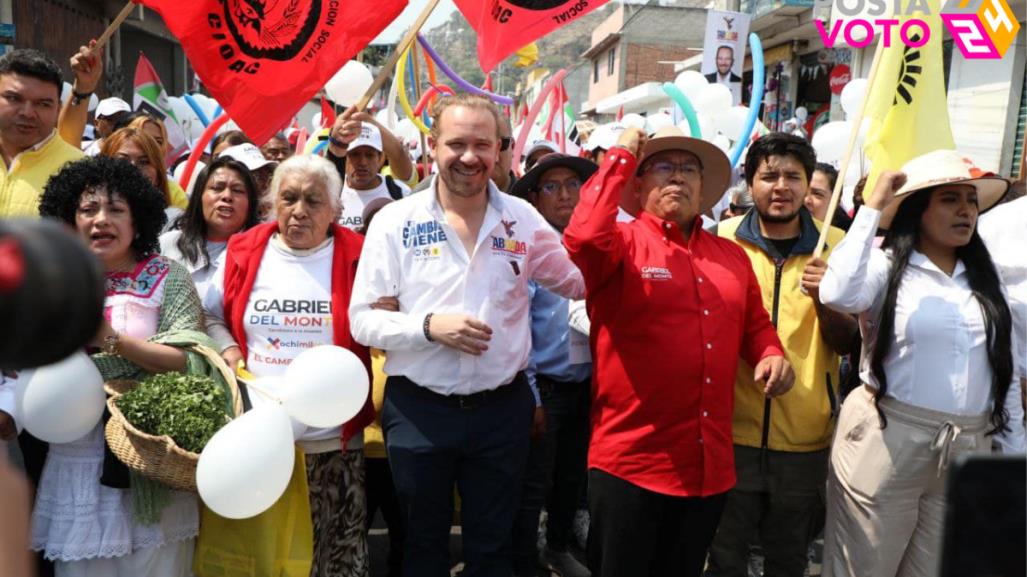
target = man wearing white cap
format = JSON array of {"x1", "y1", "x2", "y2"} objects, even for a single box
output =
[
  {"x1": 83, "y1": 97, "x2": 130, "y2": 156},
  {"x1": 218, "y1": 141, "x2": 276, "y2": 191},
  {"x1": 524, "y1": 139, "x2": 558, "y2": 172},
  {"x1": 336, "y1": 122, "x2": 411, "y2": 230}
]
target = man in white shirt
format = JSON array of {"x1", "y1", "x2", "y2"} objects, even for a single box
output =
[
  {"x1": 82, "y1": 97, "x2": 130, "y2": 156},
  {"x1": 978, "y1": 187, "x2": 1027, "y2": 406},
  {"x1": 337, "y1": 122, "x2": 409, "y2": 230},
  {"x1": 350, "y1": 93, "x2": 584, "y2": 577}
]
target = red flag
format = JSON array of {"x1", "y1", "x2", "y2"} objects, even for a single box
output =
[
  {"x1": 482, "y1": 73, "x2": 493, "y2": 92},
  {"x1": 137, "y1": 0, "x2": 406, "y2": 144},
  {"x1": 616, "y1": 105, "x2": 624, "y2": 122},
  {"x1": 453, "y1": 0, "x2": 611, "y2": 73},
  {"x1": 320, "y1": 97, "x2": 337, "y2": 129}
]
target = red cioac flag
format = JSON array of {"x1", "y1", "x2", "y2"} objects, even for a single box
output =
[
  {"x1": 453, "y1": 0, "x2": 611, "y2": 73},
  {"x1": 138, "y1": 0, "x2": 406, "y2": 144}
]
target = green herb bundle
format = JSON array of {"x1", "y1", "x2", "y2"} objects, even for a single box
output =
[{"x1": 116, "y1": 373, "x2": 231, "y2": 454}]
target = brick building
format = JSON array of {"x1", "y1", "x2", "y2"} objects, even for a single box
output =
[{"x1": 581, "y1": 3, "x2": 710, "y2": 119}]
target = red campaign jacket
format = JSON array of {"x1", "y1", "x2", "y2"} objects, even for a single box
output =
[
  {"x1": 563, "y1": 147, "x2": 784, "y2": 498},
  {"x1": 221, "y1": 222, "x2": 375, "y2": 445}
]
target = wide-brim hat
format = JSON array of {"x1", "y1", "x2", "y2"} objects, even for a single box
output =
[
  {"x1": 879, "y1": 149, "x2": 1010, "y2": 229},
  {"x1": 640, "y1": 126, "x2": 731, "y2": 215},
  {"x1": 510, "y1": 153, "x2": 599, "y2": 200}
]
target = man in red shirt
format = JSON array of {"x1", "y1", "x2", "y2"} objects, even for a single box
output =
[{"x1": 564, "y1": 126, "x2": 793, "y2": 577}]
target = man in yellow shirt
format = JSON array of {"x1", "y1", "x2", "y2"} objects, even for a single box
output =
[
  {"x1": 0, "y1": 49, "x2": 83, "y2": 217},
  {"x1": 709, "y1": 133, "x2": 858, "y2": 577}
]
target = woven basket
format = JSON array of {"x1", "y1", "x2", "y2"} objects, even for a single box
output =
[{"x1": 104, "y1": 344, "x2": 243, "y2": 492}]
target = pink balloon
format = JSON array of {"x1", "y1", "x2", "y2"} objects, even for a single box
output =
[{"x1": 512, "y1": 69, "x2": 568, "y2": 177}]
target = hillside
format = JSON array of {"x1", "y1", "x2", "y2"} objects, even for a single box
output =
[{"x1": 421, "y1": 4, "x2": 617, "y2": 94}]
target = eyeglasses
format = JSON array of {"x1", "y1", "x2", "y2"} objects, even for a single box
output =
[
  {"x1": 537, "y1": 178, "x2": 583, "y2": 196},
  {"x1": 500, "y1": 136, "x2": 513, "y2": 152},
  {"x1": 643, "y1": 161, "x2": 702, "y2": 179}
]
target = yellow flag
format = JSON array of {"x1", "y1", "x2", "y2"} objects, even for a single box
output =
[
  {"x1": 862, "y1": 0, "x2": 954, "y2": 194},
  {"x1": 514, "y1": 43, "x2": 539, "y2": 68}
]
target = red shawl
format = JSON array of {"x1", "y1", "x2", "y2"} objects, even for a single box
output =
[{"x1": 221, "y1": 222, "x2": 374, "y2": 444}]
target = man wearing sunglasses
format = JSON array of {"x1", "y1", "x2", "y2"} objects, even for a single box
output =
[
  {"x1": 509, "y1": 153, "x2": 597, "y2": 577},
  {"x1": 563, "y1": 126, "x2": 793, "y2": 577}
]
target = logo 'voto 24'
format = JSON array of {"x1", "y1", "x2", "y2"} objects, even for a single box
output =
[{"x1": 815, "y1": 0, "x2": 1020, "y2": 58}]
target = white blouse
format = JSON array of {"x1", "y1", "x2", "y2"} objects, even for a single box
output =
[{"x1": 820, "y1": 207, "x2": 1024, "y2": 453}]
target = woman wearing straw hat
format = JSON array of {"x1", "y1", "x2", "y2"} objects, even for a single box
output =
[{"x1": 818, "y1": 149, "x2": 1024, "y2": 577}]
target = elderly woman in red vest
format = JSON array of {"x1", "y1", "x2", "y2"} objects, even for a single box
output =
[{"x1": 203, "y1": 154, "x2": 375, "y2": 577}]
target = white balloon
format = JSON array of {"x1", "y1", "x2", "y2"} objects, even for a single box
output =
[
  {"x1": 311, "y1": 112, "x2": 323, "y2": 134},
  {"x1": 193, "y1": 94, "x2": 221, "y2": 122},
  {"x1": 674, "y1": 70, "x2": 709, "y2": 101},
  {"x1": 840, "y1": 78, "x2": 868, "y2": 118},
  {"x1": 693, "y1": 83, "x2": 733, "y2": 116},
  {"x1": 691, "y1": 113, "x2": 717, "y2": 141},
  {"x1": 620, "y1": 113, "x2": 646, "y2": 130},
  {"x1": 811, "y1": 121, "x2": 851, "y2": 163},
  {"x1": 795, "y1": 106, "x2": 809, "y2": 121},
  {"x1": 196, "y1": 404, "x2": 295, "y2": 519},
  {"x1": 375, "y1": 108, "x2": 398, "y2": 131},
  {"x1": 715, "y1": 106, "x2": 750, "y2": 142},
  {"x1": 282, "y1": 345, "x2": 369, "y2": 428},
  {"x1": 325, "y1": 61, "x2": 374, "y2": 108},
  {"x1": 21, "y1": 352, "x2": 104, "y2": 443},
  {"x1": 712, "y1": 133, "x2": 732, "y2": 154},
  {"x1": 395, "y1": 119, "x2": 421, "y2": 147},
  {"x1": 88, "y1": 93, "x2": 99, "y2": 113},
  {"x1": 246, "y1": 377, "x2": 306, "y2": 440},
  {"x1": 644, "y1": 112, "x2": 674, "y2": 135}
]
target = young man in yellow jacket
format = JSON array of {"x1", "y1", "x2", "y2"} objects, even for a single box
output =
[
  {"x1": 0, "y1": 49, "x2": 83, "y2": 217},
  {"x1": 707, "y1": 133, "x2": 858, "y2": 577}
]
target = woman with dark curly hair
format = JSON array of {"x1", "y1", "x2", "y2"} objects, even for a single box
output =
[
  {"x1": 33, "y1": 155, "x2": 215, "y2": 577},
  {"x1": 160, "y1": 155, "x2": 260, "y2": 302}
]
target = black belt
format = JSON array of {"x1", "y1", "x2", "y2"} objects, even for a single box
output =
[
  {"x1": 389, "y1": 372, "x2": 527, "y2": 409},
  {"x1": 536, "y1": 374, "x2": 591, "y2": 399}
]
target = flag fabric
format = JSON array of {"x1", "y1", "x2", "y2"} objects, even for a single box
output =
[
  {"x1": 547, "y1": 84, "x2": 580, "y2": 155},
  {"x1": 320, "y1": 97, "x2": 337, "y2": 129},
  {"x1": 862, "y1": 0, "x2": 953, "y2": 194},
  {"x1": 137, "y1": 0, "x2": 406, "y2": 145},
  {"x1": 513, "y1": 42, "x2": 539, "y2": 68},
  {"x1": 453, "y1": 0, "x2": 611, "y2": 73},
  {"x1": 133, "y1": 53, "x2": 189, "y2": 163},
  {"x1": 616, "y1": 105, "x2": 624, "y2": 122}
]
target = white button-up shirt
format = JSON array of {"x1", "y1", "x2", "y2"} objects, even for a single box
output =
[
  {"x1": 821, "y1": 207, "x2": 1024, "y2": 452},
  {"x1": 349, "y1": 178, "x2": 585, "y2": 395},
  {"x1": 978, "y1": 196, "x2": 1027, "y2": 379}
]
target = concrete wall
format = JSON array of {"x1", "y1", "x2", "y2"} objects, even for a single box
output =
[{"x1": 946, "y1": 25, "x2": 1026, "y2": 175}]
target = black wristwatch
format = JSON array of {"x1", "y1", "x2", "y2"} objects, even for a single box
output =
[{"x1": 71, "y1": 89, "x2": 93, "y2": 106}]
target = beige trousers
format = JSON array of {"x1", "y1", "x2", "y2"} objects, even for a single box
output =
[{"x1": 823, "y1": 388, "x2": 989, "y2": 577}]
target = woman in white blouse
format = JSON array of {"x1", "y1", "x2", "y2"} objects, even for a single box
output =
[{"x1": 818, "y1": 149, "x2": 1024, "y2": 577}]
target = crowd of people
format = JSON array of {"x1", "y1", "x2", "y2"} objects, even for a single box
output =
[{"x1": 0, "y1": 41, "x2": 1024, "y2": 577}]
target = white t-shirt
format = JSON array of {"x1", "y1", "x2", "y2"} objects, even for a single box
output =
[
  {"x1": 339, "y1": 177, "x2": 409, "y2": 230},
  {"x1": 240, "y1": 237, "x2": 339, "y2": 447}
]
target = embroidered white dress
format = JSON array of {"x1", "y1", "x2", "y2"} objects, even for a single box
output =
[{"x1": 31, "y1": 256, "x2": 199, "y2": 576}]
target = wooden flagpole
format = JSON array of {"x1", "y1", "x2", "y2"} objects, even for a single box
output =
[
  {"x1": 812, "y1": 43, "x2": 885, "y2": 259},
  {"x1": 354, "y1": 0, "x2": 441, "y2": 112},
  {"x1": 93, "y1": 1, "x2": 136, "y2": 54}
]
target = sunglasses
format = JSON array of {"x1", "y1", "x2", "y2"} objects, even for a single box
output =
[
  {"x1": 537, "y1": 178, "x2": 583, "y2": 196},
  {"x1": 500, "y1": 136, "x2": 513, "y2": 152}
]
